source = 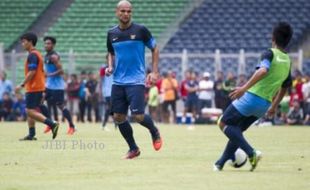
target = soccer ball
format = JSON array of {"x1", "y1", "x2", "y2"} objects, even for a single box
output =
[{"x1": 227, "y1": 148, "x2": 248, "y2": 168}]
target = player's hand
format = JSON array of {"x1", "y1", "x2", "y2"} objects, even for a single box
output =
[
  {"x1": 229, "y1": 86, "x2": 246, "y2": 100},
  {"x1": 147, "y1": 72, "x2": 159, "y2": 84},
  {"x1": 15, "y1": 85, "x2": 23, "y2": 93},
  {"x1": 105, "y1": 67, "x2": 113, "y2": 76},
  {"x1": 266, "y1": 106, "x2": 276, "y2": 118}
]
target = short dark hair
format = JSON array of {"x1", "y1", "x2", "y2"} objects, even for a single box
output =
[
  {"x1": 43, "y1": 36, "x2": 56, "y2": 44},
  {"x1": 20, "y1": 32, "x2": 37, "y2": 46},
  {"x1": 272, "y1": 22, "x2": 293, "y2": 49}
]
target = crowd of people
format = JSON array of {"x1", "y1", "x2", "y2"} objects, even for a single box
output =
[{"x1": 1, "y1": 68, "x2": 310, "y2": 126}]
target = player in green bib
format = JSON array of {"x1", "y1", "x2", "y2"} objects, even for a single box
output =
[{"x1": 214, "y1": 22, "x2": 293, "y2": 171}]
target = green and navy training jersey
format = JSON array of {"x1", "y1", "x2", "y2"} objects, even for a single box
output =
[
  {"x1": 107, "y1": 23, "x2": 156, "y2": 85},
  {"x1": 248, "y1": 48, "x2": 292, "y2": 102},
  {"x1": 232, "y1": 48, "x2": 292, "y2": 117},
  {"x1": 44, "y1": 51, "x2": 65, "y2": 90}
]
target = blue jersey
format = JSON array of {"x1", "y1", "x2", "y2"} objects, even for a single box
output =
[
  {"x1": 44, "y1": 51, "x2": 65, "y2": 90},
  {"x1": 107, "y1": 23, "x2": 156, "y2": 85},
  {"x1": 186, "y1": 80, "x2": 199, "y2": 99}
]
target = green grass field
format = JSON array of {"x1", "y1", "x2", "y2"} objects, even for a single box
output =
[{"x1": 0, "y1": 122, "x2": 309, "y2": 190}]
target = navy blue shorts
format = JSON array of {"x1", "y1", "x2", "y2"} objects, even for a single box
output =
[
  {"x1": 111, "y1": 85, "x2": 145, "y2": 115},
  {"x1": 25, "y1": 91, "x2": 44, "y2": 109},
  {"x1": 45, "y1": 88, "x2": 64, "y2": 105},
  {"x1": 185, "y1": 96, "x2": 198, "y2": 110},
  {"x1": 221, "y1": 104, "x2": 258, "y2": 132}
]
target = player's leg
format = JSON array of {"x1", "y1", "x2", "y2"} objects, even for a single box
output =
[
  {"x1": 54, "y1": 90, "x2": 75, "y2": 134},
  {"x1": 19, "y1": 117, "x2": 37, "y2": 141},
  {"x1": 239, "y1": 115, "x2": 262, "y2": 171},
  {"x1": 218, "y1": 104, "x2": 255, "y2": 158},
  {"x1": 214, "y1": 140, "x2": 238, "y2": 171},
  {"x1": 127, "y1": 85, "x2": 162, "y2": 151},
  {"x1": 111, "y1": 85, "x2": 139, "y2": 159},
  {"x1": 24, "y1": 92, "x2": 59, "y2": 139}
]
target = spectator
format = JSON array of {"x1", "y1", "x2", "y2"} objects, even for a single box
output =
[
  {"x1": 148, "y1": 81, "x2": 159, "y2": 122},
  {"x1": 156, "y1": 73, "x2": 164, "y2": 122},
  {"x1": 0, "y1": 71, "x2": 13, "y2": 101},
  {"x1": 12, "y1": 92, "x2": 27, "y2": 121},
  {"x1": 86, "y1": 71, "x2": 100, "y2": 122},
  {"x1": 198, "y1": 72, "x2": 214, "y2": 112},
  {"x1": 180, "y1": 70, "x2": 191, "y2": 103},
  {"x1": 161, "y1": 71, "x2": 178, "y2": 123},
  {"x1": 67, "y1": 74, "x2": 80, "y2": 121},
  {"x1": 292, "y1": 71, "x2": 304, "y2": 107},
  {"x1": 287, "y1": 100, "x2": 303, "y2": 125},
  {"x1": 0, "y1": 92, "x2": 14, "y2": 121},
  {"x1": 214, "y1": 71, "x2": 226, "y2": 111},
  {"x1": 237, "y1": 74, "x2": 247, "y2": 87},
  {"x1": 99, "y1": 64, "x2": 113, "y2": 129},
  {"x1": 302, "y1": 74, "x2": 310, "y2": 125},
  {"x1": 222, "y1": 71, "x2": 237, "y2": 110},
  {"x1": 183, "y1": 71, "x2": 199, "y2": 121},
  {"x1": 78, "y1": 71, "x2": 88, "y2": 122}
]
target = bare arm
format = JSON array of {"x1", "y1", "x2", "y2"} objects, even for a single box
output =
[
  {"x1": 22, "y1": 70, "x2": 36, "y2": 85},
  {"x1": 266, "y1": 87, "x2": 288, "y2": 117},
  {"x1": 46, "y1": 55, "x2": 63, "y2": 77},
  {"x1": 106, "y1": 53, "x2": 114, "y2": 76},
  {"x1": 229, "y1": 67, "x2": 268, "y2": 100},
  {"x1": 147, "y1": 46, "x2": 159, "y2": 83}
]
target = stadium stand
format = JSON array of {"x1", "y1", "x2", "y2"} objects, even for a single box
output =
[
  {"x1": 0, "y1": 0, "x2": 52, "y2": 50},
  {"x1": 43, "y1": 0, "x2": 189, "y2": 53},
  {"x1": 164, "y1": 0, "x2": 310, "y2": 53},
  {"x1": 161, "y1": 0, "x2": 310, "y2": 77}
]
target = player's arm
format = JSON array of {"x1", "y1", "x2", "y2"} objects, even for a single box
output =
[
  {"x1": 267, "y1": 72, "x2": 292, "y2": 117},
  {"x1": 15, "y1": 53, "x2": 38, "y2": 92},
  {"x1": 46, "y1": 54, "x2": 63, "y2": 77},
  {"x1": 230, "y1": 50, "x2": 272, "y2": 100},
  {"x1": 105, "y1": 32, "x2": 114, "y2": 76},
  {"x1": 143, "y1": 26, "x2": 159, "y2": 83}
]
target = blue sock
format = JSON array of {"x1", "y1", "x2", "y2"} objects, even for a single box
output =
[
  {"x1": 44, "y1": 118, "x2": 55, "y2": 128},
  {"x1": 118, "y1": 121, "x2": 138, "y2": 151},
  {"x1": 39, "y1": 105, "x2": 51, "y2": 119},
  {"x1": 139, "y1": 115, "x2": 158, "y2": 138},
  {"x1": 224, "y1": 125, "x2": 254, "y2": 157},
  {"x1": 215, "y1": 140, "x2": 238, "y2": 167},
  {"x1": 62, "y1": 108, "x2": 74, "y2": 128},
  {"x1": 29, "y1": 127, "x2": 36, "y2": 137}
]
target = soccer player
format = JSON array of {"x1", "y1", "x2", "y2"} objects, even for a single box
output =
[
  {"x1": 42, "y1": 36, "x2": 76, "y2": 135},
  {"x1": 16, "y1": 33, "x2": 59, "y2": 140},
  {"x1": 214, "y1": 22, "x2": 293, "y2": 171},
  {"x1": 106, "y1": 0, "x2": 162, "y2": 159}
]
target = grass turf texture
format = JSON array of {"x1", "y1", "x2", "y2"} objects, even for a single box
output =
[{"x1": 0, "y1": 123, "x2": 309, "y2": 190}]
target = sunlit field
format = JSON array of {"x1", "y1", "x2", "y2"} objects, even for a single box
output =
[{"x1": 0, "y1": 122, "x2": 309, "y2": 190}]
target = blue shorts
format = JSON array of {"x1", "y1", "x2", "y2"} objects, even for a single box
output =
[
  {"x1": 45, "y1": 88, "x2": 65, "y2": 106},
  {"x1": 111, "y1": 85, "x2": 145, "y2": 115},
  {"x1": 232, "y1": 92, "x2": 271, "y2": 118},
  {"x1": 185, "y1": 96, "x2": 198, "y2": 110},
  {"x1": 221, "y1": 104, "x2": 258, "y2": 132},
  {"x1": 25, "y1": 91, "x2": 44, "y2": 109}
]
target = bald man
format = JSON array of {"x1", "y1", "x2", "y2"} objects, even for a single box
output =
[{"x1": 106, "y1": 0, "x2": 162, "y2": 159}]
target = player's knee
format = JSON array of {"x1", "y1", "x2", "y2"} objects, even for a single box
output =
[
  {"x1": 113, "y1": 114, "x2": 126, "y2": 124},
  {"x1": 132, "y1": 114, "x2": 144, "y2": 123}
]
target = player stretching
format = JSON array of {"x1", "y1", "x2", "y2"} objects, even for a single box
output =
[
  {"x1": 106, "y1": 0, "x2": 162, "y2": 159},
  {"x1": 42, "y1": 36, "x2": 76, "y2": 135},
  {"x1": 214, "y1": 22, "x2": 293, "y2": 171},
  {"x1": 16, "y1": 33, "x2": 59, "y2": 140}
]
